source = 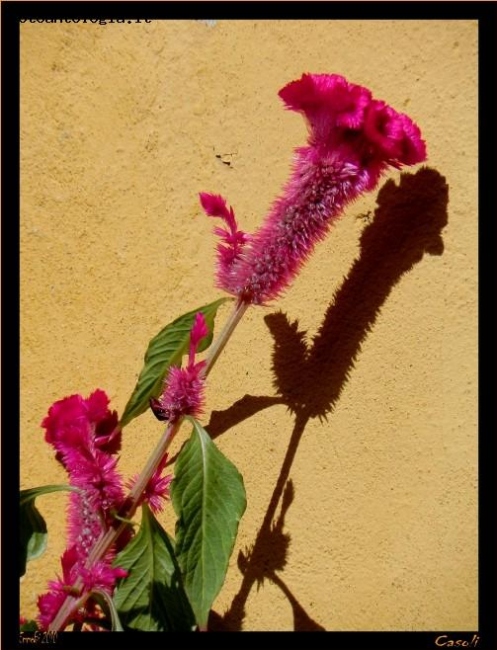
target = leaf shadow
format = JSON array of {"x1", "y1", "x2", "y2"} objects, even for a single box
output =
[{"x1": 206, "y1": 167, "x2": 449, "y2": 630}]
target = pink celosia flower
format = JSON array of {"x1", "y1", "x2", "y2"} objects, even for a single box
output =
[
  {"x1": 126, "y1": 453, "x2": 173, "y2": 514},
  {"x1": 37, "y1": 546, "x2": 128, "y2": 630},
  {"x1": 38, "y1": 588, "x2": 77, "y2": 631},
  {"x1": 37, "y1": 548, "x2": 83, "y2": 629},
  {"x1": 199, "y1": 193, "x2": 251, "y2": 293},
  {"x1": 38, "y1": 390, "x2": 128, "y2": 630},
  {"x1": 42, "y1": 390, "x2": 125, "y2": 548},
  {"x1": 150, "y1": 313, "x2": 209, "y2": 423},
  {"x1": 80, "y1": 562, "x2": 128, "y2": 594},
  {"x1": 43, "y1": 389, "x2": 122, "y2": 462},
  {"x1": 201, "y1": 73, "x2": 427, "y2": 304}
]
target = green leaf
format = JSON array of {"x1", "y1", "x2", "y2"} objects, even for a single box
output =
[
  {"x1": 113, "y1": 504, "x2": 195, "y2": 631},
  {"x1": 120, "y1": 297, "x2": 230, "y2": 428},
  {"x1": 20, "y1": 485, "x2": 78, "y2": 577},
  {"x1": 171, "y1": 418, "x2": 247, "y2": 628}
]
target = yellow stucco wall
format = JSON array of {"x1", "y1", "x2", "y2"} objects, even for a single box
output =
[{"x1": 20, "y1": 20, "x2": 477, "y2": 631}]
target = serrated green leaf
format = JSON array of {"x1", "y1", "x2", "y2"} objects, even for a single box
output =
[
  {"x1": 120, "y1": 298, "x2": 230, "y2": 428},
  {"x1": 113, "y1": 504, "x2": 195, "y2": 631},
  {"x1": 171, "y1": 418, "x2": 247, "y2": 628},
  {"x1": 20, "y1": 485, "x2": 77, "y2": 577}
]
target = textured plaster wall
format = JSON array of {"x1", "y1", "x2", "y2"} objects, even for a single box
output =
[{"x1": 20, "y1": 20, "x2": 477, "y2": 631}]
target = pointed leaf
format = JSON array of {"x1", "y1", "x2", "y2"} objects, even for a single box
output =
[
  {"x1": 20, "y1": 485, "x2": 78, "y2": 577},
  {"x1": 120, "y1": 298, "x2": 230, "y2": 428},
  {"x1": 171, "y1": 419, "x2": 247, "y2": 628},
  {"x1": 113, "y1": 504, "x2": 195, "y2": 631}
]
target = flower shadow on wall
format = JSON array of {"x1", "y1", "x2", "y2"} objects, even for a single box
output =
[{"x1": 206, "y1": 167, "x2": 449, "y2": 631}]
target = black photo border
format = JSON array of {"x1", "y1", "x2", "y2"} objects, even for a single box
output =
[{"x1": 3, "y1": 2, "x2": 495, "y2": 649}]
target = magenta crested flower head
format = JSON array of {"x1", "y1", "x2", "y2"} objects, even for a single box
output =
[
  {"x1": 278, "y1": 73, "x2": 426, "y2": 179},
  {"x1": 201, "y1": 73, "x2": 427, "y2": 305},
  {"x1": 42, "y1": 390, "x2": 124, "y2": 520},
  {"x1": 279, "y1": 72, "x2": 373, "y2": 132},
  {"x1": 150, "y1": 312, "x2": 209, "y2": 424}
]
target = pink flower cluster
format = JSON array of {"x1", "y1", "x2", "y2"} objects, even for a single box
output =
[
  {"x1": 150, "y1": 312, "x2": 209, "y2": 424},
  {"x1": 38, "y1": 390, "x2": 128, "y2": 629},
  {"x1": 279, "y1": 73, "x2": 426, "y2": 175},
  {"x1": 126, "y1": 453, "x2": 172, "y2": 514},
  {"x1": 38, "y1": 389, "x2": 173, "y2": 629},
  {"x1": 37, "y1": 548, "x2": 128, "y2": 631},
  {"x1": 199, "y1": 193, "x2": 251, "y2": 295},
  {"x1": 201, "y1": 73, "x2": 427, "y2": 305}
]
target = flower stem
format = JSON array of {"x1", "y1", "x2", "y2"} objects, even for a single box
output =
[
  {"x1": 205, "y1": 299, "x2": 249, "y2": 376},
  {"x1": 89, "y1": 419, "x2": 182, "y2": 564}
]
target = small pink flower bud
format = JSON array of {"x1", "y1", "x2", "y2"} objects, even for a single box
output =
[{"x1": 153, "y1": 313, "x2": 209, "y2": 423}]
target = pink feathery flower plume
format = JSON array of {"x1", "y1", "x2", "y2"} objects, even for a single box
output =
[
  {"x1": 200, "y1": 73, "x2": 427, "y2": 305},
  {"x1": 150, "y1": 312, "x2": 209, "y2": 424},
  {"x1": 126, "y1": 453, "x2": 172, "y2": 514},
  {"x1": 199, "y1": 193, "x2": 251, "y2": 292},
  {"x1": 38, "y1": 390, "x2": 128, "y2": 630}
]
